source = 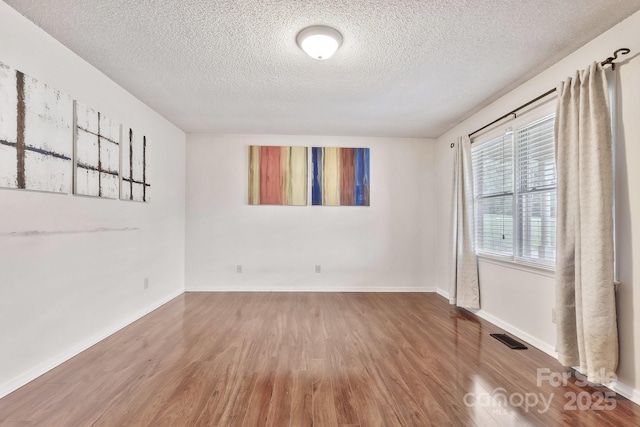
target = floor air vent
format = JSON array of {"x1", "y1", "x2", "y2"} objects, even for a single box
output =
[{"x1": 490, "y1": 333, "x2": 528, "y2": 350}]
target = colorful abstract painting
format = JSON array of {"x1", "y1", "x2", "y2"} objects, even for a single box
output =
[
  {"x1": 74, "y1": 102, "x2": 120, "y2": 198},
  {"x1": 312, "y1": 147, "x2": 370, "y2": 206},
  {"x1": 249, "y1": 146, "x2": 307, "y2": 205},
  {"x1": 0, "y1": 60, "x2": 73, "y2": 193},
  {"x1": 121, "y1": 126, "x2": 150, "y2": 202}
]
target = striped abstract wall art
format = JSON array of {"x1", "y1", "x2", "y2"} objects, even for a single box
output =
[
  {"x1": 0, "y1": 60, "x2": 73, "y2": 193},
  {"x1": 312, "y1": 147, "x2": 370, "y2": 206},
  {"x1": 248, "y1": 146, "x2": 307, "y2": 206}
]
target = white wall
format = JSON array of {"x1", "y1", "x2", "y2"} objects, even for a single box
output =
[
  {"x1": 0, "y1": 2, "x2": 186, "y2": 397},
  {"x1": 186, "y1": 134, "x2": 436, "y2": 292},
  {"x1": 435, "y1": 10, "x2": 640, "y2": 402}
]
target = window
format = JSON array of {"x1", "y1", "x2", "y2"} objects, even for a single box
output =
[{"x1": 472, "y1": 114, "x2": 557, "y2": 267}]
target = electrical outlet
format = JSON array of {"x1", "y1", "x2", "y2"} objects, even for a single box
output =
[
  {"x1": 551, "y1": 308, "x2": 556, "y2": 324},
  {"x1": 237, "y1": 265, "x2": 243, "y2": 273},
  {"x1": 315, "y1": 265, "x2": 321, "y2": 273},
  {"x1": 144, "y1": 277, "x2": 149, "y2": 290}
]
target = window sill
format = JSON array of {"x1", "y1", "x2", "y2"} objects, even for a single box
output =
[{"x1": 476, "y1": 253, "x2": 555, "y2": 278}]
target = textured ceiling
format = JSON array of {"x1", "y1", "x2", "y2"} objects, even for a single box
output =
[{"x1": 6, "y1": 0, "x2": 640, "y2": 138}]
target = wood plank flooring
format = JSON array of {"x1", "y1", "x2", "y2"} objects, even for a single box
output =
[{"x1": 1, "y1": 292, "x2": 639, "y2": 426}]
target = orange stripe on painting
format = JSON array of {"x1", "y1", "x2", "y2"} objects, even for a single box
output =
[
  {"x1": 340, "y1": 148, "x2": 356, "y2": 206},
  {"x1": 260, "y1": 146, "x2": 282, "y2": 204}
]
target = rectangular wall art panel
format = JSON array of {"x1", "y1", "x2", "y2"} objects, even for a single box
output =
[
  {"x1": 0, "y1": 60, "x2": 73, "y2": 193},
  {"x1": 121, "y1": 126, "x2": 150, "y2": 202},
  {"x1": 312, "y1": 147, "x2": 370, "y2": 206},
  {"x1": 74, "y1": 102, "x2": 120, "y2": 198},
  {"x1": 248, "y1": 145, "x2": 307, "y2": 206}
]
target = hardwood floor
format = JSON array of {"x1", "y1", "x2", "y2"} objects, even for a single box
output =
[{"x1": 1, "y1": 292, "x2": 639, "y2": 426}]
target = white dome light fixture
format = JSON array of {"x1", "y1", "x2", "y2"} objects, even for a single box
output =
[{"x1": 296, "y1": 25, "x2": 343, "y2": 60}]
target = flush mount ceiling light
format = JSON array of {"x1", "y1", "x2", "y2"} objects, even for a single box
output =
[{"x1": 296, "y1": 25, "x2": 343, "y2": 60}]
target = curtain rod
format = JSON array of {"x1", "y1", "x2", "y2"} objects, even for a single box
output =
[{"x1": 451, "y1": 48, "x2": 631, "y2": 147}]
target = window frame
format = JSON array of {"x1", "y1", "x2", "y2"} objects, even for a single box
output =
[{"x1": 471, "y1": 102, "x2": 557, "y2": 271}]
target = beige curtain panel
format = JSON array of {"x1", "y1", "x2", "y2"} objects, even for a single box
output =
[
  {"x1": 449, "y1": 136, "x2": 480, "y2": 309},
  {"x1": 555, "y1": 62, "x2": 618, "y2": 383}
]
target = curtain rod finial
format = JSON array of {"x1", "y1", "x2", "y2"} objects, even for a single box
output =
[{"x1": 601, "y1": 48, "x2": 631, "y2": 68}]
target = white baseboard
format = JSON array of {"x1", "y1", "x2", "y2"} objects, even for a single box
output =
[
  {"x1": 608, "y1": 379, "x2": 640, "y2": 405},
  {"x1": 472, "y1": 308, "x2": 558, "y2": 358},
  {"x1": 436, "y1": 288, "x2": 556, "y2": 356},
  {"x1": 187, "y1": 287, "x2": 436, "y2": 293},
  {"x1": 0, "y1": 289, "x2": 184, "y2": 399},
  {"x1": 435, "y1": 288, "x2": 449, "y2": 299},
  {"x1": 436, "y1": 287, "x2": 557, "y2": 357},
  {"x1": 572, "y1": 366, "x2": 640, "y2": 405},
  {"x1": 436, "y1": 288, "x2": 640, "y2": 405},
  {"x1": 475, "y1": 309, "x2": 640, "y2": 405}
]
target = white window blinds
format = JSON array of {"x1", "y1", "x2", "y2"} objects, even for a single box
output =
[
  {"x1": 472, "y1": 113, "x2": 557, "y2": 268},
  {"x1": 515, "y1": 115, "x2": 556, "y2": 265},
  {"x1": 472, "y1": 134, "x2": 514, "y2": 257}
]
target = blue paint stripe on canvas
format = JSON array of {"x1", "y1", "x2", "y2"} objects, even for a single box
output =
[
  {"x1": 355, "y1": 148, "x2": 364, "y2": 206},
  {"x1": 354, "y1": 148, "x2": 370, "y2": 206},
  {"x1": 364, "y1": 148, "x2": 371, "y2": 206},
  {"x1": 364, "y1": 148, "x2": 370, "y2": 205},
  {"x1": 312, "y1": 147, "x2": 323, "y2": 205}
]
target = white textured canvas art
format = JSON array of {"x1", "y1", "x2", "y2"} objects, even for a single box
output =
[
  {"x1": 75, "y1": 102, "x2": 120, "y2": 198},
  {"x1": 0, "y1": 60, "x2": 73, "y2": 193},
  {"x1": 121, "y1": 126, "x2": 149, "y2": 202}
]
